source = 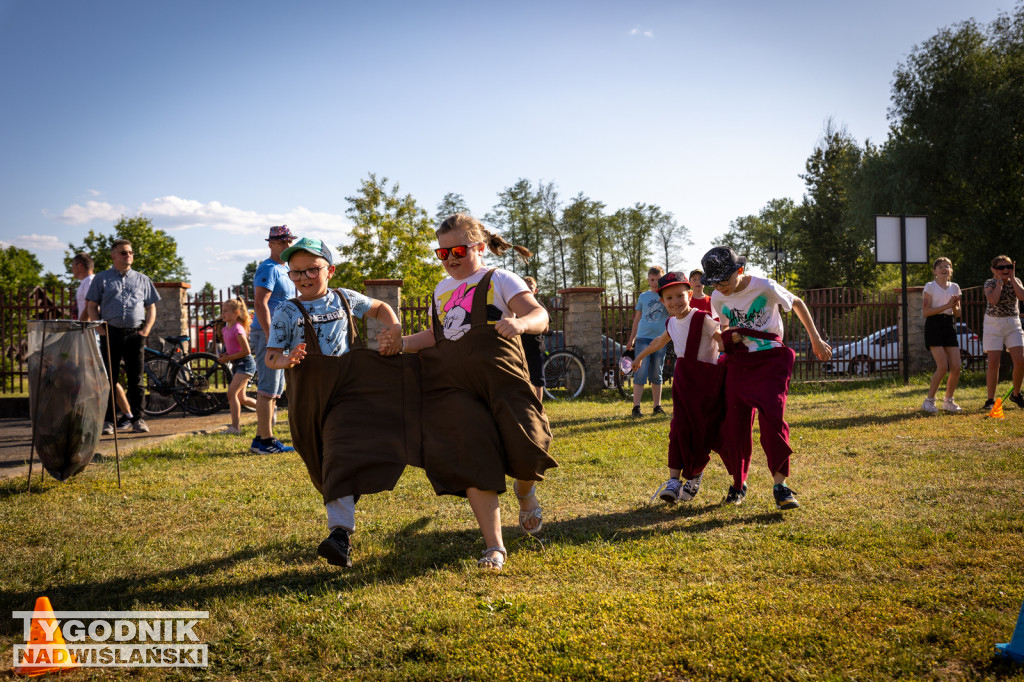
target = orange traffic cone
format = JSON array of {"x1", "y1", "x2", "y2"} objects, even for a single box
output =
[
  {"x1": 989, "y1": 398, "x2": 1005, "y2": 419},
  {"x1": 13, "y1": 596, "x2": 79, "y2": 677}
]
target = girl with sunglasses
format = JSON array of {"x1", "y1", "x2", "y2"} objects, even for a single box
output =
[
  {"x1": 921, "y1": 257, "x2": 963, "y2": 413},
  {"x1": 982, "y1": 255, "x2": 1024, "y2": 411},
  {"x1": 381, "y1": 213, "x2": 556, "y2": 571}
]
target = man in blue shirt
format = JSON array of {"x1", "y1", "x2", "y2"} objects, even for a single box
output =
[
  {"x1": 626, "y1": 266, "x2": 670, "y2": 417},
  {"x1": 250, "y1": 225, "x2": 298, "y2": 454},
  {"x1": 86, "y1": 239, "x2": 160, "y2": 433}
]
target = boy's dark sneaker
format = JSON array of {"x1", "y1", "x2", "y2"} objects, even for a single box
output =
[
  {"x1": 679, "y1": 472, "x2": 704, "y2": 502},
  {"x1": 723, "y1": 483, "x2": 747, "y2": 505},
  {"x1": 1010, "y1": 392, "x2": 1024, "y2": 409},
  {"x1": 653, "y1": 405, "x2": 667, "y2": 416},
  {"x1": 982, "y1": 399, "x2": 996, "y2": 411},
  {"x1": 631, "y1": 405, "x2": 642, "y2": 418},
  {"x1": 658, "y1": 478, "x2": 681, "y2": 504},
  {"x1": 116, "y1": 415, "x2": 134, "y2": 431},
  {"x1": 773, "y1": 483, "x2": 800, "y2": 510},
  {"x1": 317, "y1": 528, "x2": 352, "y2": 567},
  {"x1": 252, "y1": 438, "x2": 295, "y2": 455}
]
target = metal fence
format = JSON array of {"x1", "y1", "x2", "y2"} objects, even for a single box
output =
[{"x1": 0, "y1": 284, "x2": 1002, "y2": 393}]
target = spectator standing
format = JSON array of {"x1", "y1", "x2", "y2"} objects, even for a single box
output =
[
  {"x1": 520, "y1": 276, "x2": 548, "y2": 402},
  {"x1": 982, "y1": 255, "x2": 1024, "y2": 411},
  {"x1": 250, "y1": 225, "x2": 297, "y2": 454},
  {"x1": 85, "y1": 240, "x2": 160, "y2": 433},
  {"x1": 921, "y1": 257, "x2": 963, "y2": 413},
  {"x1": 688, "y1": 269, "x2": 714, "y2": 316},
  {"x1": 626, "y1": 266, "x2": 670, "y2": 417},
  {"x1": 72, "y1": 252, "x2": 133, "y2": 433}
]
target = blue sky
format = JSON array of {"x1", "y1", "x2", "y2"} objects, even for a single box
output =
[{"x1": 0, "y1": 0, "x2": 1012, "y2": 291}]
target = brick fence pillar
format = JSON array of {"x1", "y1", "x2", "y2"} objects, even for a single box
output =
[
  {"x1": 364, "y1": 279, "x2": 403, "y2": 350},
  {"x1": 153, "y1": 282, "x2": 190, "y2": 345},
  {"x1": 899, "y1": 287, "x2": 931, "y2": 374},
  {"x1": 559, "y1": 287, "x2": 605, "y2": 394}
]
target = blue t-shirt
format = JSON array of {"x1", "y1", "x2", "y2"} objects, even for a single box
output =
[
  {"x1": 268, "y1": 289, "x2": 373, "y2": 357},
  {"x1": 253, "y1": 258, "x2": 296, "y2": 332},
  {"x1": 635, "y1": 290, "x2": 669, "y2": 339}
]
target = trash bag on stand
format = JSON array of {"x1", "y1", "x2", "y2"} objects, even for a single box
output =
[{"x1": 27, "y1": 320, "x2": 110, "y2": 481}]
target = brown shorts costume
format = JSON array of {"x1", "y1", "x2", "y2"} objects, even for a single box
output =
[
  {"x1": 285, "y1": 292, "x2": 422, "y2": 502},
  {"x1": 420, "y1": 269, "x2": 557, "y2": 496}
]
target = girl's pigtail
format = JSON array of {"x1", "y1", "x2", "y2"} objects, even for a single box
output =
[{"x1": 484, "y1": 229, "x2": 533, "y2": 262}]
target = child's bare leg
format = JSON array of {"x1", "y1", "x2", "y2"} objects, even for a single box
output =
[
  {"x1": 513, "y1": 480, "x2": 541, "y2": 532},
  {"x1": 466, "y1": 488, "x2": 504, "y2": 561},
  {"x1": 652, "y1": 382, "x2": 663, "y2": 408},
  {"x1": 228, "y1": 374, "x2": 248, "y2": 429},
  {"x1": 773, "y1": 471, "x2": 787, "y2": 485},
  {"x1": 944, "y1": 347, "x2": 961, "y2": 399},
  {"x1": 986, "y1": 350, "x2": 1002, "y2": 400},
  {"x1": 928, "y1": 346, "x2": 949, "y2": 400},
  {"x1": 632, "y1": 382, "x2": 644, "y2": 407},
  {"x1": 1010, "y1": 346, "x2": 1024, "y2": 394},
  {"x1": 115, "y1": 384, "x2": 131, "y2": 417},
  {"x1": 257, "y1": 395, "x2": 276, "y2": 439},
  {"x1": 668, "y1": 468, "x2": 681, "y2": 479}
]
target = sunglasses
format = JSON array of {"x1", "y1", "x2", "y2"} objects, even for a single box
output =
[
  {"x1": 434, "y1": 242, "x2": 481, "y2": 260},
  {"x1": 287, "y1": 266, "x2": 327, "y2": 281},
  {"x1": 116, "y1": 250, "x2": 133, "y2": 256},
  {"x1": 995, "y1": 264, "x2": 1014, "y2": 271}
]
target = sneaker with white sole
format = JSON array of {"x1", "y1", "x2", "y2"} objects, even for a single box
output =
[
  {"x1": 921, "y1": 398, "x2": 939, "y2": 413},
  {"x1": 942, "y1": 398, "x2": 963, "y2": 413},
  {"x1": 131, "y1": 419, "x2": 149, "y2": 433},
  {"x1": 679, "y1": 472, "x2": 704, "y2": 501},
  {"x1": 224, "y1": 426, "x2": 242, "y2": 435},
  {"x1": 116, "y1": 415, "x2": 134, "y2": 431},
  {"x1": 656, "y1": 478, "x2": 681, "y2": 504},
  {"x1": 773, "y1": 483, "x2": 800, "y2": 510},
  {"x1": 252, "y1": 439, "x2": 294, "y2": 454},
  {"x1": 102, "y1": 421, "x2": 115, "y2": 435},
  {"x1": 723, "y1": 483, "x2": 747, "y2": 505}
]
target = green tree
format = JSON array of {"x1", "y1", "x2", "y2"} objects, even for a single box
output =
[
  {"x1": 609, "y1": 203, "x2": 663, "y2": 293},
  {"x1": 236, "y1": 260, "x2": 259, "y2": 297},
  {"x1": 716, "y1": 198, "x2": 800, "y2": 285},
  {"x1": 435, "y1": 192, "x2": 471, "y2": 223},
  {"x1": 333, "y1": 173, "x2": 439, "y2": 298},
  {"x1": 534, "y1": 181, "x2": 566, "y2": 292},
  {"x1": 562, "y1": 193, "x2": 607, "y2": 288},
  {"x1": 64, "y1": 214, "x2": 189, "y2": 282},
  {"x1": 0, "y1": 246, "x2": 46, "y2": 294},
  {"x1": 652, "y1": 212, "x2": 691, "y2": 273},
  {"x1": 486, "y1": 179, "x2": 543, "y2": 279},
  {"x1": 879, "y1": 6, "x2": 1024, "y2": 283}
]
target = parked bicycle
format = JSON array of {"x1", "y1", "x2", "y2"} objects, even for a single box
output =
[
  {"x1": 142, "y1": 333, "x2": 233, "y2": 416},
  {"x1": 541, "y1": 335, "x2": 674, "y2": 400}
]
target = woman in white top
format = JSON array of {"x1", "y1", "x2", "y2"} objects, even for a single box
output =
[{"x1": 921, "y1": 257, "x2": 962, "y2": 413}]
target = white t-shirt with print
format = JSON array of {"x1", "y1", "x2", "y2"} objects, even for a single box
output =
[
  {"x1": 711, "y1": 276, "x2": 794, "y2": 352},
  {"x1": 666, "y1": 310, "x2": 720, "y2": 365},
  {"x1": 923, "y1": 280, "x2": 961, "y2": 316},
  {"x1": 433, "y1": 267, "x2": 530, "y2": 342}
]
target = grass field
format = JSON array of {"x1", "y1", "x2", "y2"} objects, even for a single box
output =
[{"x1": 2, "y1": 376, "x2": 1023, "y2": 680}]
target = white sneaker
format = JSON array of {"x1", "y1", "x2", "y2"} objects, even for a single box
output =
[
  {"x1": 942, "y1": 398, "x2": 963, "y2": 413},
  {"x1": 224, "y1": 426, "x2": 242, "y2": 435},
  {"x1": 679, "y1": 472, "x2": 704, "y2": 502},
  {"x1": 922, "y1": 398, "x2": 939, "y2": 413}
]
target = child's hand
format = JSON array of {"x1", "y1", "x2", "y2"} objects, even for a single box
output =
[
  {"x1": 376, "y1": 324, "x2": 403, "y2": 356},
  {"x1": 811, "y1": 338, "x2": 832, "y2": 361},
  {"x1": 218, "y1": 353, "x2": 230, "y2": 364},
  {"x1": 284, "y1": 343, "x2": 307, "y2": 368},
  {"x1": 494, "y1": 317, "x2": 526, "y2": 339}
]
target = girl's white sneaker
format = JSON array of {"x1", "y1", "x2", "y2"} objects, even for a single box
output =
[
  {"x1": 921, "y1": 398, "x2": 939, "y2": 413},
  {"x1": 225, "y1": 426, "x2": 243, "y2": 435},
  {"x1": 942, "y1": 398, "x2": 963, "y2": 413}
]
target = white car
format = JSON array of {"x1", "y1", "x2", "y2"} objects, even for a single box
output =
[{"x1": 824, "y1": 323, "x2": 982, "y2": 375}]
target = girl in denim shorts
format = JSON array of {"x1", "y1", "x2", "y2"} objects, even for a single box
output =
[{"x1": 218, "y1": 298, "x2": 257, "y2": 434}]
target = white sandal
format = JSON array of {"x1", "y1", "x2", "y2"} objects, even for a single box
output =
[
  {"x1": 514, "y1": 484, "x2": 543, "y2": 535},
  {"x1": 477, "y1": 546, "x2": 507, "y2": 571}
]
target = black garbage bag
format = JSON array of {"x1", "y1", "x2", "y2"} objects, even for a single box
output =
[{"x1": 27, "y1": 320, "x2": 110, "y2": 481}]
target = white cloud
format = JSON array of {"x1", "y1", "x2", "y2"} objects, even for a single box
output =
[
  {"x1": 3, "y1": 234, "x2": 66, "y2": 251},
  {"x1": 53, "y1": 200, "x2": 127, "y2": 224},
  {"x1": 630, "y1": 27, "x2": 653, "y2": 38},
  {"x1": 52, "y1": 194, "x2": 355, "y2": 242}
]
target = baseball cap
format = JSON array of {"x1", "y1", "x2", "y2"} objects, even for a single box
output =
[
  {"x1": 700, "y1": 247, "x2": 747, "y2": 285},
  {"x1": 656, "y1": 271, "x2": 690, "y2": 293},
  {"x1": 281, "y1": 237, "x2": 334, "y2": 265}
]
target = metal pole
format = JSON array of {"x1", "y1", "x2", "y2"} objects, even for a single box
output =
[{"x1": 900, "y1": 215, "x2": 910, "y2": 385}]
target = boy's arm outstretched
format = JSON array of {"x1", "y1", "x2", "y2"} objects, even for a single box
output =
[
  {"x1": 265, "y1": 343, "x2": 307, "y2": 370},
  {"x1": 791, "y1": 297, "x2": 832, "y2": 361},
  {"x1": 633, "y1": 330, "x2": 670, "y2": 372}
]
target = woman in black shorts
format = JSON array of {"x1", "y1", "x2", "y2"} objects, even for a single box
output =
[
  {"x1": 521, "y1": 276, "x2": 548, "y2": 401},
  {"x1": 921, "y1": 257, "x2": 962, "y2": 413}
]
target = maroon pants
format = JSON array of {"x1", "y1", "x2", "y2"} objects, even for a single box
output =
[{"x1": 719, "y1": 346, "x2": 795, "y2": 489}]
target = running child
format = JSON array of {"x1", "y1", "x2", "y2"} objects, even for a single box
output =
[
  {"x1": 264, "y1": 237, "x2": 407, "y2": 568},
  {"x1": 632, "y1": 272, "x2": 724, "y2": 505},
  {"x1": 217, "y1": 298, "x2": 258, "y2": 434},
  {"x1": 626, "y1": 266, "x2": 670, "y2": 417},
  {"x1": 380, "y1": 213, "x2": 556, "y2": 572},
  {"x1": 701, "y1": 247, "x2": 831, "y2": 509},
  {"x1": 921, "y1": 257, "x2": 963, "y2": 413}
]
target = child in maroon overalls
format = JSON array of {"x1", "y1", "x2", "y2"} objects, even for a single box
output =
[
  {"x1": 633, "y1": 272, "x2": 724, "y2": 504},
  {"x1": 380, "y1": 213, "x2": 556, "y2": 572},
  {"x1": 701, "y1": 247, "x2": 832, "y2": 509}
]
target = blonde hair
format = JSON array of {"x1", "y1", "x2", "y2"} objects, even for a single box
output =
[
  {"x1": 222, "y1": 298, "x2": 252, "y2": 331},
  {"x1": 932, "y1": 257, "x2": 952, "y2": 269},
  {"x1": 436, "y1": 213, "x2": 532, "y2": 261},
  {"x1": 522, "y1": 276, "x2": 538, "y2": 291}
]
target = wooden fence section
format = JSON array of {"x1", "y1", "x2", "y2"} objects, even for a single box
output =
[{"x1": 0, "y1": 287, "x2": 76, "y2": 393}]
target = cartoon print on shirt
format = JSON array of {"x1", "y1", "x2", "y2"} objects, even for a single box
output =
[
  {"x1": 439, "y1": 282, "x2": 476, "y2": 341},
  {"x1": 721, "y1": 295, "x2": 775, "y2": 351}
]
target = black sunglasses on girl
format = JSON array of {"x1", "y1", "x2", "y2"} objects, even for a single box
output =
[
  {"x1": 434, "y1": 242, "x2": 481, "y2": 260},
  {"x1": 995, "y1": 264, "x2": 1014, "y2": 271}
]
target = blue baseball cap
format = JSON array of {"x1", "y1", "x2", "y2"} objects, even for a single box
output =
[{"x1": 281, "y1": 237, "x2": 334, "y2": 265}]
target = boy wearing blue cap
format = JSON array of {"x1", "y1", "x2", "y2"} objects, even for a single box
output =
[{"x1": 264, "y1": 237, "x2": 407, "y2": 568}]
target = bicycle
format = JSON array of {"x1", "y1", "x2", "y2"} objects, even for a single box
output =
[
  {"x1": 142, "y1": 334, "x2": 233, "y2": 416},
  {"x1": 613, "y1": 345, "x2": 676, "y2": 400},
  {"x1": 542, "y1": 347, "x2": 586, "y2": 400}
]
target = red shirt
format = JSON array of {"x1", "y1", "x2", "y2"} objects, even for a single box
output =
[{"x1": 691, "y1": 295, "x2": 716, "y2": 318}]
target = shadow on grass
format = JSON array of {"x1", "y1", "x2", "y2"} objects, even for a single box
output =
[
  {"x1": 796, "y1": 410, "x2": 933, "y2": 430},
  {"x1": 0, "y1": 504, "x2": 782, "y2": 627}
]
